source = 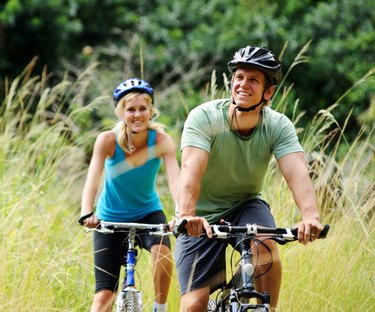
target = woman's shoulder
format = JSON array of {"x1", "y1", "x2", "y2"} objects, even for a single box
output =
[
  {"x1": 97, "y1": 130, "x2": 116, "y2": 142},
  {"x1": 155, "y1": 130, "x2": 176, "y2": 154},
  {"x1": 94, "y1": 130, "x2": 116, "y2": 155},
  {"x1": 155, "y1": 129, "x2": 173, "y2": 143}
]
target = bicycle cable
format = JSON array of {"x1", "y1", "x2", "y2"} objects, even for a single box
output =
[{"x1": 231, "y1": 237, "x2": 274, "y2": 283}]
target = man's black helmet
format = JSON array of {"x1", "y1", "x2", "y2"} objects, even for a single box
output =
[
  {"x1": 113, "y1": 78, "x2": 154, "y2": 106},
  {"x1": 228, "y1": 46, "x2": 282, "y2": 85}
]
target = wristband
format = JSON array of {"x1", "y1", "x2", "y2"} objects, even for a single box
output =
[{"x1": 78, "y1": 211, "x2": 94, "y2": 225}]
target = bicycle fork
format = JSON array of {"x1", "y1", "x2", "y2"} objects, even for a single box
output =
[{"x1": 116, "y1": 230, "x2": 143, "y2": 311}]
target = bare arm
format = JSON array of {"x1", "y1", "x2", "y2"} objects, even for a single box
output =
[
  {"x1": 278, "y1": 152, "x2": 323, "y2": 244},
  {"x1": 80, "y1": 131, "x2": 115, "y2": 227},
  {"x1": 159, "y1": 134, "x2": 180, "y2": 203},
  {"x1": 177, "y1": 146, "x2": 212, "y2": 237}
]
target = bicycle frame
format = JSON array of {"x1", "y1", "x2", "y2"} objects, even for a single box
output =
[{"x1": 125, "y1": 230, "x2": 137, "y2": 287}]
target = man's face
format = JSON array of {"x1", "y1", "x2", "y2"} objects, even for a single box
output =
[{"x1": 231, "y1": 68, "x2": 273, "y2": 109}]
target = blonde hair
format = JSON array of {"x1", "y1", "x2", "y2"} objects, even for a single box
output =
[{"x1": 114, "y1": 92, "x2": 165, "y2": 153}]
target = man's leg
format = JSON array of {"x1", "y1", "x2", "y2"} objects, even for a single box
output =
[
  {"x1": 175, "y1": 234, "x2": 226, "y2": 312},
  {"x1": 253, "y1": 240, "x2": 282, "y2": 309},
  {"x1": 229, "y1": 199, "x2": 280, "y2": 308},
  {"x1": 180, "y1": 286, "x2": 211, "y2": 312}
]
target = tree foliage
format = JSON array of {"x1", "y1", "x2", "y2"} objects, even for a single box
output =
[
  {"x1": 278, "y1": 0, "x2": 375, "y2": 132},
  {"x1": 0, "y1": 0, "x2": 374, "y2": 138}
]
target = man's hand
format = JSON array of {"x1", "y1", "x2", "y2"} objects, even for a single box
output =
[
  {"x1": 176, "y1": 216, "x2": 212, "y2": 238},
  {"x1": 295, "y1": 217, "x2": 323, "y2": 244}
]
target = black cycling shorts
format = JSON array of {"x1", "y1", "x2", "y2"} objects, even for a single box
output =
[
  {"x1": 174, "y1": 198, "x2": 275, "y2": 295},
  {"x1": 93, "y1": 210, "x2": 171, "y2": 293}
]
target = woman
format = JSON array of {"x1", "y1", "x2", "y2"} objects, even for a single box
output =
[{"x1": 79, "y1": 78, "x2": 180, "y2": 312}]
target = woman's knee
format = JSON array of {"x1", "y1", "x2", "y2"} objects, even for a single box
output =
[{"x1": 91, "y1": 290, "x2": 115, "y2": 311}]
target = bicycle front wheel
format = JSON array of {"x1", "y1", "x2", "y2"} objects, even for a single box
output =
[{"x1": 116, "y1": 288, "x2": 143, "y2": 312}]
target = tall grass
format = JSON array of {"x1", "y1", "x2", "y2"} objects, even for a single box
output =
[
  {"x1": 1, "y1": 56, "x2": 374, "y2": 311},
  {"x1": 0, "y1": 62, "x2": 100, "y2": 310},
  {"x1": 263, "y1": 127, "x2": 374, "y2": 311}
]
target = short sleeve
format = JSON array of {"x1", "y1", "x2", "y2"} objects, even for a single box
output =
[
  {"x1": 181, "y1": 106, "x2": 213, "y2": 153},
  {"x1": 272, "y1": 115, "x2": 304, "y2": 159}
]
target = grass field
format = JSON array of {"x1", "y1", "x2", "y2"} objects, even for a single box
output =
[{"x1": 1, "y1": 67, "x2": 373, "y2": 311}]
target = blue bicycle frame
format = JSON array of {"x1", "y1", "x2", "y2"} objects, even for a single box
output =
[{"x1": 125, "y1": 231, "x2": 137, "y2": 287}]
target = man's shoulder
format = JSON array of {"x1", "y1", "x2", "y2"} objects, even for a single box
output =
[
  {"x1": 263, "y1": 106, "x2": 291, "y2": 124},
  {"x1": 191, "y1": 98, "x2": 229, "y2": 113}
]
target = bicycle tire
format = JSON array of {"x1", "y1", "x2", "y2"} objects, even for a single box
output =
[{"x1": 116, "y1": 289, "x2": 143, "y2": 312}]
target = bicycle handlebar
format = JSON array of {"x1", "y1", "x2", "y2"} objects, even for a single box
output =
[
  {"x1": 176, "y1": 219, "x2": 330, "y2": 244},
  {"x1": 86, "y1": 220, "x2": 172, "y2": 236}
]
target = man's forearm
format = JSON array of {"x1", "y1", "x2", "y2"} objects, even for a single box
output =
[
  {"x1": 176, "y1": 167, "x2": 202, "y2": 218},
  {"x1": 291, "y1": 177, "x2": 320, "y2": 221}
]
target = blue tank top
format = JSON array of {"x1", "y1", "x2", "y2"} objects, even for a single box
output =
[{"x1": 96, "y1": 129, "x2": 162, "y2": 221}]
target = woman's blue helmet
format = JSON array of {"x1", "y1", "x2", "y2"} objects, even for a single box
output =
[{"x1": 113, "y1": 78, "x2": 154, "y2": 105}]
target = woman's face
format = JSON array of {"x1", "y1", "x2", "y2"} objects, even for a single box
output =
[{"x1": 122, "y1": 95, "x2": 151, "y2": 133}]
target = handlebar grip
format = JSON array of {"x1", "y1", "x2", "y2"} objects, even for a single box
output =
[
  {"x1": 318, "y1": 224, "x2": 330, "y2": 239},
  {"x1": 173, "y1": 219, "x2": 188, "y2": 237},
  {"x1": 291, "y1": 224, "x2": 330, "y2": 239}
]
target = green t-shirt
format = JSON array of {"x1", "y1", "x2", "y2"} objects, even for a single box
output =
[{"x1": 181, "y1": 99, "x2": 304, "y2": 222}]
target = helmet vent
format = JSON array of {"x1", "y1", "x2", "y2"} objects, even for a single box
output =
[
  {"x1": 113, "y1": 78, "x2": 154, "y2": 105},
  {"x1": 228, "y1": 45, "x2": 282, "y2": 84}
]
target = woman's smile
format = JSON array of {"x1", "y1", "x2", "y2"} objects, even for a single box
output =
[{"x1": 123, "y1": 97, "x2": 151, "y2": 132}]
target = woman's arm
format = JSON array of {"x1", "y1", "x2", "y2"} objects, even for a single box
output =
[
  {"x1": 160, "y1": 134, "x2": 180, "y2": 203},
  {"x1": 80, "y1": 131, "x2": 115, "y2": 227}
]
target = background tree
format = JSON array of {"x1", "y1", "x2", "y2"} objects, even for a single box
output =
[
  {"x1": 277, "y1": 0, "x2": 375, "y2": 140},
  {"x1": 0, "y1": 0, "x2": 374, "y2": 140}
]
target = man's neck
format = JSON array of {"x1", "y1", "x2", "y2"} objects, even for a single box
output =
[{"x1": 229, "y1": 104, "x2": 261, "y2": 135}]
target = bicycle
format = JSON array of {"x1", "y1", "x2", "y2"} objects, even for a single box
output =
[
  {"x1": 86, "y1": 220, "x2": 172, "y2": 312},
  {"x1": 176, "y1": 220, "x2": 330, "y2": 312}
]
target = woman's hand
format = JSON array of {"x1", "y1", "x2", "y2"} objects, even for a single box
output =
[{"x1": 78, "y1": 212, "x2": 99, "y2": 228}]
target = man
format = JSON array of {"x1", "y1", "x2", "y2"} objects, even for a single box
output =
[{"x1": 174, "y1": 45, "x2": 323, "y2": 311}]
